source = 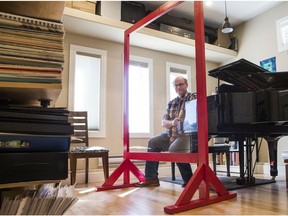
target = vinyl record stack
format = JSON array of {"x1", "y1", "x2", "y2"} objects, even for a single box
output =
[
  {"x1": 0, "y1": 8, "x2": 65, "y2": 107},
  {"x1": 0, "y1": 11, "x2": 64, "y2": 86}
]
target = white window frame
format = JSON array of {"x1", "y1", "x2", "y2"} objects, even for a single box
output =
[
  {"x1": 128, "y1": 55, "x2": 154, "y2": 138},
  {"x1": 166, "y1": 62, "x2": 192, "y2": 102},
  {"x1": 69, "y1": 44, "x2": 107, "y2": 138}
]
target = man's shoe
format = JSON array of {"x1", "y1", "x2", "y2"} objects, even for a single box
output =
[
  {"x1": 182, "y1": 183, "x2": 187, "y2": 188},
  {"x1": 135, "y1": 178, "x2": 160, "y2": 187}
]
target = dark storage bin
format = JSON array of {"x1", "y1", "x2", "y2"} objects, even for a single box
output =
[
  {"x1": 121, "y1": 1, "x2": 146, "y2": 24},
  {"x1": 0, "y1": 152, "x2": 68, "y2": 184}
]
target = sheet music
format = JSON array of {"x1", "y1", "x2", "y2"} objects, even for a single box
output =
[
  {"x1": 0, "y1": 183, "x2": 78, "y2": 215},
  {"x1": 183, "y1": 100, "x2": 198, "y2": 133}
]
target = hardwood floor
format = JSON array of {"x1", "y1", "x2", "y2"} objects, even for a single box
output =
[{"x1": 65, "y1": 172, "x2": 287, "y2": 215}]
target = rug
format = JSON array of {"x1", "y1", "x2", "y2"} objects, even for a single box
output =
[{"x1": 159, "y1": 176, "x2": 276, "y2": 191}]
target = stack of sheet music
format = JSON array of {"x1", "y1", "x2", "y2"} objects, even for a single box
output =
[
  {"x1": 0, "y1": 11, "x2": 64, "y2": 85},
  {"x1": 0, "y1": 183, "x2": 78, "y2": 215}
]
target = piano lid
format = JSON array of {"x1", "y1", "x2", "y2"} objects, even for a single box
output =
[{"x1": 208, "y1": 58, "x2": 288, "y2": 91}]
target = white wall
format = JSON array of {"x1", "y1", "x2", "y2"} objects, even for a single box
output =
[
  {"x1": 58, "y1": 32, "x2": 219, "y2": 157},
  {"x1": 231, "y1": 2, "x2": 288, "y2": 71}
]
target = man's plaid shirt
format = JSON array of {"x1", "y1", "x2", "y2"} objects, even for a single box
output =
[{"x1": 163, "y1": 92, "x2": 197, "y2": 143}]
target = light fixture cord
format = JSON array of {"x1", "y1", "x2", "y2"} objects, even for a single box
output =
[{"x1": 224, "y1": 0, "x2": 228, "y2": 18}]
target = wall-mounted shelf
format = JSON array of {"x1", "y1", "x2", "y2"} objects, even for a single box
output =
[{"x1": 63, "y1": 7, "x2": 237, "y2": 64}]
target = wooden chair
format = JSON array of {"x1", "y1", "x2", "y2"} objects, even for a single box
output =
[{"x1": 68, "y1": 111, "x2": 109, "y2": 185}]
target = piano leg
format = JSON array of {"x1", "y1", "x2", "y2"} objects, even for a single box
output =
[
  {"x1": 236, "y1": 138, "x2": 256, "y2": 185},
  {"x1": 237, "y1": 140, "x2": 245, "y2": 184},
  {"x1": 265, "y1": 136, "x2": 281, "y2": 180}
]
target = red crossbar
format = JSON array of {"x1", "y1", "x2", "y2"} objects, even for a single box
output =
[{"x1": 96, "y1": 1, "x2": 237, "y2": 214}]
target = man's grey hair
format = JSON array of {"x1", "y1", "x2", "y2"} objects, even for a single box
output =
[{"x1": 173, "y1": 76, "x2": 188, "y2": 85}]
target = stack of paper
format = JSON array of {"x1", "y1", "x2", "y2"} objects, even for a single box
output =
[{"x1": 0, "y1": 183, "x2": 78, "y2": 215}]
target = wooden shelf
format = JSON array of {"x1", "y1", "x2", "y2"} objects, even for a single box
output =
[
  {"x1": 0, "y1": 180, "x2": 61, "y2": 189},
  {"x1": 63, "y1": 7, "x2": 237, "y2": 64},
  {"x1": 0, "y1": 82, "x2": 62, "y2": 106}
]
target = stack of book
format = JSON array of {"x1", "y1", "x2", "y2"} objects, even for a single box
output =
[
  {"x1": 0, "y1": 105, "x2": 72, "y2": 136},
  {"x1": 0, "y1": 11, "x2": 64, "y2": 86},
  {"x1": 0, "y1": 105, "x2": 74, "y2": 184},
  {"x1": 0, "y1": 183, "x2": 78, "y2": 215}
]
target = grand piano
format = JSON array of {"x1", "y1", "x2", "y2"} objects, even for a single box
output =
[{"x1": 207, "y1": 58, "x2": 288, "y2": 184}]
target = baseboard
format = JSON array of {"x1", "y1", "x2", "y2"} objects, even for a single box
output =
[{"x1": 63, "y1": 161, "x2": 287, "y2": 185}]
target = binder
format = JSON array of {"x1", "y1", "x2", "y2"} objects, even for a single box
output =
[{"x1": 0, "y1": 133, "x2": 70, "y2": 152}]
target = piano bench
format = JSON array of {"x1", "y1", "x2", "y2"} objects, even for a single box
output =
[
  {"x1": 170, "y1": 145, "x2": 231, "y2": 181},
  {"x1": 209, "y1": 145, "x2": 231, "y2": 177},
  {"x1": 285, "y1": 159, "x2": 288, "y2": 188}
]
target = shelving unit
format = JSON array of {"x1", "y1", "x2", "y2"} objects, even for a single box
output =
[
  {"x1": 0, "y1": 4, "x2": 76, "y2": 214},
  {"x1": 63, "y1": 7, "x2": 237, "y2": 64},
  {"x1": 0, "y1": 1, "x2": 68, "y2": 189}
]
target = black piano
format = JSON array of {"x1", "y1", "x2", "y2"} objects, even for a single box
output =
[{"x1": 207, "y1": 58, "x2": 288, "y2": 184}]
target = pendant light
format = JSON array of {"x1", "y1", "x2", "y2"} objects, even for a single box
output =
[{"x1": 221, "y1": 0, "x2": 233, "y2": 33}]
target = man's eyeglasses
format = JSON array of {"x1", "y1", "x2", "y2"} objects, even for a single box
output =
[{"x1": 174, "y1": 83, "x2": 186, "y2": 88}]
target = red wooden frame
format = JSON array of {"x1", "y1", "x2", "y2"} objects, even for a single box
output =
[{"x1": 96, "y1": 1, "x2": 236, "y2": 214}]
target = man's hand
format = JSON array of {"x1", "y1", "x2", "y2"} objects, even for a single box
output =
[
  {"x1": 172, "y1": 117, "x2": 182, "y2": 126},
  {"x1": 162, "y1": 118, "x2": 182, "y2": 129}
]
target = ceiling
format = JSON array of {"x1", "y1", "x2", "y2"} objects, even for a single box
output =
[{"x1": 137, "y1": 1, "x2": 283, "y2": 29}]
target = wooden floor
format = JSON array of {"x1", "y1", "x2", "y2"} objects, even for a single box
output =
[{"x1": 65, "y1": 173, "x2": 288, "y2": 215}]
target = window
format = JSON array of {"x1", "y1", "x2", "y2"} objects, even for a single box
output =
[
  {"x1": 166, "y1": 62, "x2": 191, "y2": 101},
  {"x1": 69, "y1": 45, "x2": 107, "y2": 137},
  {"x1": 276, "y1": 16, "x2": 288, "y2": 52},
  {"x1": 128, "y1": 56, "x2": 153, "y2": 137}
]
